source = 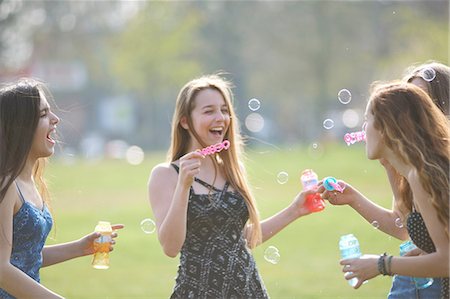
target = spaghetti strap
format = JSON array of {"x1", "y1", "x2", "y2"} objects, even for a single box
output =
[
  {"x1": 194, "y1": 178, "x2": 222, "y2": 193},
  {"x1": 14, "y1": 181, "x2": 26, "y2": 203},
  {"x1": 171, "y1": 163, "x2": 227, "y2": 193},
  {"x1": 171, "y1": 163, "x2": 180, "y2": 173}
]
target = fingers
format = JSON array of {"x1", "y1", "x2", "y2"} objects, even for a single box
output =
[
  {"x1": 112, "y1": 224, "x2": 125, "y2": 231},
  {"x1": 322, "y1": 190, "x2": 338, "y2": 202}
]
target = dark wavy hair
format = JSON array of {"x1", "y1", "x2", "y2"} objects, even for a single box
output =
[{"x1": 0, "y1": 78, "x2": 51, "y2": 205}]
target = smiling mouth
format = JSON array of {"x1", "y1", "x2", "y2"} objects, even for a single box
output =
[{"x1": 210, "y1": 127, "x2": 224, "y2": 137}]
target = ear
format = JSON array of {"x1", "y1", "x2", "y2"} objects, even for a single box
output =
[{"x1": 180, "y1": 116, "x2": 189, "y2": 130}]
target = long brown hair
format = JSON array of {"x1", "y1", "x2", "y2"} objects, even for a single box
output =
[
  {"x1": 0, "y1": 79, "x2": 51, "y2": 207},
  {"x1": 404, "y1": 61, "x2": 450, "y2": 116},
  {"x1": 168, "y1": 74, "x2": 262, "y2": 248},
  {"x1": 369, "y1": 82, "x2": 449, "y2": 237}
]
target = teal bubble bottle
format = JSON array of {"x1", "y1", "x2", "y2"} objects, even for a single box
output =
[{"x1": 339, "y1": 234, "x2": 361, "y2": 287}]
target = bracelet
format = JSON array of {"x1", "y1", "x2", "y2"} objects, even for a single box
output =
[
  {"x1": 386, "y1": 255, "x2": 393, "y2": 276},
  {"x1": 377, "y1": 253, "x2": 388, "y2": 275}
]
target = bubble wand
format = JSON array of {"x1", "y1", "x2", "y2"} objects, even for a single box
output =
[
  {"x1": 323, "y1": 177, "x2": 345, "y2": 193},
  {"x1": 197, "y1": 140, "x2": 231, "y2": 156},
  {"x1": 343, "y1": 130, "x2": 366, "y2": 146}
]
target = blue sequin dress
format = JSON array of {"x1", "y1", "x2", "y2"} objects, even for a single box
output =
[{"x1": 0, "y1": 183, "x2": 53, "y2": 299}]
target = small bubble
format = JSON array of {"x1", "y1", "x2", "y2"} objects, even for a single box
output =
[
  {"x1": 338, "y1": 89, "x2": 352, "y2": 104},
  {"x1": 323, "y1": 119, "x2": 334, "y2": 130},
  {"x1": 140, "y1": 218, "x2": 156, "y2": 234},
  {"x1": 126, "y1": 145, "x2": 145, "y2": 165},
  {"x1": 248, "y1": 98, "x2": 261, "y2": 111},
  {"x1": 264, "y1": 246, "x2": 280, "y2": 264},
  {"x1": 395, "y1": 218, "x2": 404, "y2": 228},
  {"x1": 308, "y1": 142, "x2": 324, "y2": 160},
  {"x1": 421, "y1": 68, "x2": 436, "y2": 82},
  {"x1": 371, "y1": 220, "x2": 380, "y2": 229},
  {"x1": 277, "y1": 171, "x2": 289, "y2": 184},
  {"x1": 245, "y1": 113, "x2": 264, "y2": 133}
]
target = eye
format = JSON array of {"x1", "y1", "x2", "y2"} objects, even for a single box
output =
[
  {"x1": 40, "y1": 109, "x2": 49, "y2": 118},
  {"x1": 221, "y1": 108, "x2": 229, "y2": 114},
  {"x1": 204, "y1": 110, "x2": 213, "y2": 115}
]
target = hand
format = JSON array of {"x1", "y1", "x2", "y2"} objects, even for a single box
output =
[
  {"x1": 340, "y1": 254, "x2": 380, "y2": 289},
  {"x1": 291, "y1": 189, "x2": 320, "y2": 218},
  {"x1": 317, "y1": 180, "x2": 355, "y2": 206},
  {"x1": 79, "y1": 224, "x2": 125, "y2": 256},
  {"x1": 178, "y1": 151, "x2": 205, "y2": 188}
]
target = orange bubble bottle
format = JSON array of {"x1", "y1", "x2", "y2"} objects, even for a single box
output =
[{"x1": 92, "y1": 221, "x2": 112, "y2": 269}]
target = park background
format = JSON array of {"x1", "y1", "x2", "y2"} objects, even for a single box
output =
[{"x1": 0, "y1": 0, "x2": 448, "y2": 298}]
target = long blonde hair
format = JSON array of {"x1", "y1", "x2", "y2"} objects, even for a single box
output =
[
  {"x1": 369, "y1": 82, "x2": 449, "y2": 237},
  {"x1": 168, "y1": 74, "x2": 262, "y2": 247}
]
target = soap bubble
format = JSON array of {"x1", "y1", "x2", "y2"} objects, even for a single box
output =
[
  {"x1": 140, "y1": 218, "x2": 156, "y2": 234},
  {"x1": 264, "y1": 246, "x2": 281, "y2": 264},
  {"x1": 248, "y1": 98, "x2": 261, "y2": 111},
  {"x1": 276, "y1": 171, "x2": 289, "y2": 184}
]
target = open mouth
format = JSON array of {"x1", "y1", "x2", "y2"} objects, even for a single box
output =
[
  {"x1": 47, "y1": 129, "x2": 56, "y2": 144},
  {"x1": 210, "y1": 127, "x2": 224, "y2": 137}
]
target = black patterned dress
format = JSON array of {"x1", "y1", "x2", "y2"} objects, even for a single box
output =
[
  {"x1": 170, "y1": 164, "x2": 268, "y2": 299},
  {"x1": 407, "y1": 210, "x2": 449, "y2": 299}
]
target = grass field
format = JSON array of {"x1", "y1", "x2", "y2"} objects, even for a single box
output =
[{"x1": 41, "y1": 142, "x2": 400, "y2": 299}]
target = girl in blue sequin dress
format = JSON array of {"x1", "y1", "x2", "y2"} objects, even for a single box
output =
[
  {"x1": 0, "y1": 79, "x2": 124, "y2": 299},
  {"x1": 148, "y1": 74, "x2": 316, "y2": 298}
]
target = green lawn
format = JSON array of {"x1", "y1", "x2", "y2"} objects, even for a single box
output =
[{"x1": 42, "y1": 143, "x2": 399, "y2": 298}]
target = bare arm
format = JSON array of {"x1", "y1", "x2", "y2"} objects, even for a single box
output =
[
  {"x1": 340, "y1": 171, "x2": 449, "y2": 289},
  {"x1": 319, "y1": 181, "x2": 408, "y2": 240},
  {"x1": 258, "y1": 189, "x2": 315, "y2": 243},
  {"x1": 148, "y1": 152, "x2": 204, "y2": 257},
  {"x1": 0, "y1": 184, "x2": 63, "y2": 298},
  {"x1": 390, "y1": 170, "x2": 448, "y2": 277}
]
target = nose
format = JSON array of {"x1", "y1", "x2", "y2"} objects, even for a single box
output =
[
  {"x1": 215, "y1": 110, "x2": 226, "y2": 122},
  {"x1": 50, "y1": 111, "x2": 60, "y2": 125}
]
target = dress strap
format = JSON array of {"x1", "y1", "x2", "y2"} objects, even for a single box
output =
[
  {"x1": 14, "y1": 181, "x2": 26, "y2": 203},
  {"x1": 194, "y1": 178, "x2": 222, "y2": 193},
  {"x1": 171, "y1": 163, "x2": 180, "y2": 173}
]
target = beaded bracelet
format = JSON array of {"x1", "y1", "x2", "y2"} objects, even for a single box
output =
[
  {"x1": 377, "y1": 253, "x2": 388, "y2": 275},
  {"x1": 386, "y1": 255, "x2": 393, "y2": 276}
]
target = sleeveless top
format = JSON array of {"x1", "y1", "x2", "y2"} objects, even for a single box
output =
[
  {"x1": 0, "y1": 183, "x2": 53, "y2": 299},
  {"x1": 170, "y1": 164, "x2": 268, "y2": 299},
  {"x1": 407, "y1": 209, "x2": 449, "y2": 299}
]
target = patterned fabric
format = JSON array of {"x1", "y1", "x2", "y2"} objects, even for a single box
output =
[
  {"x1": 0, "y1": 183, "x2": 53, "y2": 299},
  {"x1": 407, "y1": 211, "x2": 449, "y2": 299},
  {"x1": 170, "y1": 164, "x2": 268, "y2": 299}
]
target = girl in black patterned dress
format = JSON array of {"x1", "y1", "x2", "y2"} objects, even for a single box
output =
[
  {"x1": 148, "y1": 74, "x2": 315, "y2": 298},
  {"x1": 333, "y1": 82, "x2": 449, "y2": 298}
]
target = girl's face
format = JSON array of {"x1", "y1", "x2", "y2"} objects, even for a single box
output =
[
  {"x1": 184, "y1": 88, "x2": 230, "y2": 149},
  {"x1": 364, "y1": 101, "x2": 384, "y2": 160},
  {"x1": 29, "y1": 93, "x2": 60, "y2": 160}
]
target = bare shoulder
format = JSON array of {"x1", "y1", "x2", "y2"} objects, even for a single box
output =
[
  {"x1": 148, "y1": 162, "x2": 178, "y2": 190},
  {"x1": 0, "y1": 182, "x2": 19, "y2": 223}
]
